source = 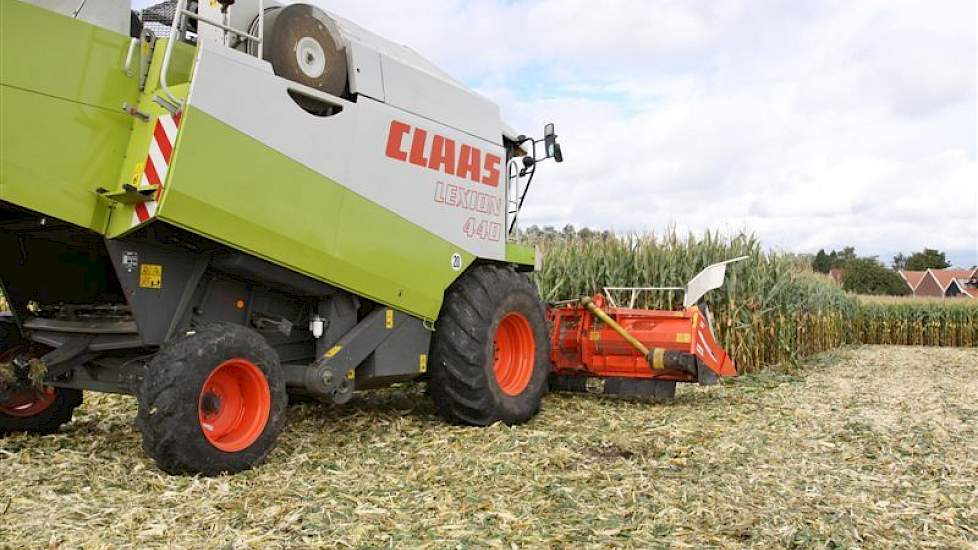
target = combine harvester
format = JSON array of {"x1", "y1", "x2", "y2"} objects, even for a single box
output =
[{"x1": 0, "y1": 0, "x2": 738, "y2": 475}]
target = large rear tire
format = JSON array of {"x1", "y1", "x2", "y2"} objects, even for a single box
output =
[
  {"x1": 0, "y1": 342, "x2": 83, "y2": 436},
  {"x1": 136, "y1": 323, "x2": 288, "y2": 476},
  {"x1": 428, "y1": 264, "x2": 550, "y2": 426}
]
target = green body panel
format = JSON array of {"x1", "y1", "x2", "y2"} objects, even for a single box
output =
[
  {"x1": 0, "y1": 0, "x2": 138, "y2": 232},
  {"x1": 506, "y1": 242, "x2": 536, "y2": 267},
  {"x1": 106, "y1": 41, "x2": 194, "y2": 232},
  {"x1": 149, "y1": 108, "x2": 474, "y2": 321},
  {"x1": 0, "y1": 1, "x2": 532, "y2": 322}
]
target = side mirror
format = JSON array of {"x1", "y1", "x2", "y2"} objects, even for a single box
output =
[{"x1": 543, "y1": 123, "x2": 562, "y2": 162}]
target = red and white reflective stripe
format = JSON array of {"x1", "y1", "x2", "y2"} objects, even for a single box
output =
[{"x1": 132, "y1": 112, "x2": 182, "y2": 226}]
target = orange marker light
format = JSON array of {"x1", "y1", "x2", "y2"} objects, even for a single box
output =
[{"x1": 235, "y1": 300, "x2": 246, "y2": 310}]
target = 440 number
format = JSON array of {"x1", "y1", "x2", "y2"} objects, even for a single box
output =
[{"x1": 463, "y1": 218, "x2": 502, "y2": 242}]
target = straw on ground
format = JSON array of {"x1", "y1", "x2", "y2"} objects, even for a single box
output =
[{"x1": 0, "y1": 346, "x2": 975, "y2": 548}]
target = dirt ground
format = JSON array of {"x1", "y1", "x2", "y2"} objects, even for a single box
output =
[{"x1": 1, "y1": 346, "x2": 976, "y2": 549}]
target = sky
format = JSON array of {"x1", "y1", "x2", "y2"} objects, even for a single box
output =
[{"x1": 135, "y1": 0, "x2": 978, "y2": 267}]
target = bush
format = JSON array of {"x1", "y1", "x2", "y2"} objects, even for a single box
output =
[{"x1": 840, "y1": 258, "x2": 910, "y2": 296}]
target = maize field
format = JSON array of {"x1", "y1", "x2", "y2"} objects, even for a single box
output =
[
  {"x1": 853, "y1": 297, "x2": 978, "y2": 347},
  {"x1": 531, "y1": 231, "x2": 977, "y2": 372}
]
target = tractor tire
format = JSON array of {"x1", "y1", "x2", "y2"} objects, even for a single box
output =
[
  {"x1": 0, "y1": 344, "x2": 83, "y2": 436},
  {"x1": 136, "y1": 323, "x2": 288, "y2": 476},
  {"x1": 0, "y1": 317, "x2": 22, "y2": 352},
  {"x1": 428, "y1": 264, "x2": 550, "y2": 426},
  {"x1": 263, "y1": 4, "x2": 348, "y2": 114}
]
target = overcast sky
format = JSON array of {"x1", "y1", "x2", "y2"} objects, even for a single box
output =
[{"x1": 136, "y1": 0, "x2": 978, "y2": 267}]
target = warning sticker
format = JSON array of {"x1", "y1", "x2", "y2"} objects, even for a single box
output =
[{"x1": 139, "y1": 264, "x2": 163, "y2": 289}]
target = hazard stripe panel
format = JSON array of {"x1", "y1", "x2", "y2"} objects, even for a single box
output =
[{"x1": 131, "y1": 112, "x2": 182, "y2": 227}]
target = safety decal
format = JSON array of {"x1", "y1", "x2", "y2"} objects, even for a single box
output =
[
  {"x1": 132, "y1": 112, "x2": 183, "y2": 226},
  {"x1": 139, "y1": 264, "x2": 163, "y2": 289}
]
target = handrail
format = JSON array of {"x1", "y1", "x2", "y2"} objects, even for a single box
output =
[
  {"x1": 158, "y1": 0, "x2": 187, "y2": 106},
  {"x1": 506, "y1": 158, "x2": 522, "y2": 239},
  {"x1": 123, "y1": 37, "x2": 139, "y2": 77},
  {"x1": 603, "y1": 287, "x2": 684, "y2": 309},
  {"x1": 159, "y1": 0, "x2": 264, "y2": 108},
  {"x1": 179, "y1": 9, "x2": 260, "y2": 42}
]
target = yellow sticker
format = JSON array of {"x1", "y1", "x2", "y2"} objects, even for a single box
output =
[
  {"x1": 385, "y1": 309, "x2": 394, "y2": 329},
  {"x1": 131, "y1": 162, "x2": 145, "y2": 186},
  {"x1": 419, "y1": 354, "x2": 428, "y2": 373},
  {"x1": 346, "y1": 369, "x2": 356, "y2": 380},
  {"x1": 325, "y1": 345, "x2": 342, "y2": 358},
  {"x1": 676, "y1": 333, "x2": 691, "y2": 344},
  {"x1": 139, "y1": 264, "x2": 162, "y2": 289}
]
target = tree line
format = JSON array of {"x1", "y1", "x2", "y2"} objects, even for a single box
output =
[{"x1": 812, "y1": 248, "x2": 954, "y2": 296}]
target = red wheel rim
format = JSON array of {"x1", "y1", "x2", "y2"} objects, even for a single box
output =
[
  {"x1": 493, "y1": 312, "x2": 536, "y2": 396},
  {"x1": 0, "y1": 345, "x2": 57, "y2": 417},
  {"x1": 198, "y1": 358, "x2": 271, "y2": 453},
  {"x1": 0, "y1": 387, "x2": 56, "y2": 417}
]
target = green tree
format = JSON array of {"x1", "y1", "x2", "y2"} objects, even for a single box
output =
[
  {"x1": 841, "y1": 258, "x2": 911, "y2": 296},
  {"x1": 812, "y1": 249, "x2": 831, "y2": 273},
  {"x1": 892, "y1": 253, "x2": 908, "y2": 271},
  {"x1": 905, "y1": 249, "x2": 950, "y2": 271},
  {"x1": 837, "y1": 247, "x2": 857, "y2": 263}
]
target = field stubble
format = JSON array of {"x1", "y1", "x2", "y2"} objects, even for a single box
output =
[{"x1": 0, "y1": 346, "x2": 975, "y2": 548}]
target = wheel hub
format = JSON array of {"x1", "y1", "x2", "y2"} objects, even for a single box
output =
[
  {"x1": 0, "y1": 387, "x2": 56, "y2": 417},
  {"x1": 492, "y1": 312, "x2": 536, "y2": 396},
  {"x1": 295, "y1": 36, "x2": 327, "y2": 79},
  {"x1": 0, "y1": 345, "x2": 57, "y2": 417},
  {"x1": 198, "y1": 358, "x2": 271, "y2": 452}
]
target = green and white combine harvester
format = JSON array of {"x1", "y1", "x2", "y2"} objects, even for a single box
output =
[
  {"x1": 0, "y1": 0, "x2": 564, "y2": 474},
  {"x1": 1, "y1": 0, "x2": 739, "y2": 475}
]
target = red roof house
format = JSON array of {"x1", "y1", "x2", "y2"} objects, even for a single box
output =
[{"x1": 902, "y1": 267, "x2": 978, "y2": 298}]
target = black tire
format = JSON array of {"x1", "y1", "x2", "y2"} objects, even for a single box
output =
[
  {"x1": 136, "y1": 323, "x2": 288, "y2": 476},
  {"x1": 0, "y1": 318, "x2": 21, "y2": 352},
  {"x1": 264, "y1": 4, "x2": 348, "y2": 113},
  {"x1": 0, "y1": 341, "x2": 83, "y2": 436},
  {"x1": 428, "y1": 264, "x2": 550, "y2": 426},
  {"x1": 0, "y1": 388, "x2": 83, "y2": 436}
]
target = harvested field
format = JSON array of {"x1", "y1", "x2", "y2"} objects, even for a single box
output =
[{"x1": 1, "y1": 346, "x2": 976, "y2": 548}]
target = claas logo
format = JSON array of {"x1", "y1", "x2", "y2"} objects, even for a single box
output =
[{"x1": 385, "y1": 120, "x2": 502, "y2": 188}]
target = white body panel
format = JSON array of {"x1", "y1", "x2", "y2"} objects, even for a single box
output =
[
  {"x1": 24, "y1": 0, "x2": 130, "y2": 35},
  {"x1": 187, "y1": 44, "x2": 507, "y2": 261},
  {"x1": 195, "y1": 0, "x2": 505, "y2": 144}
]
